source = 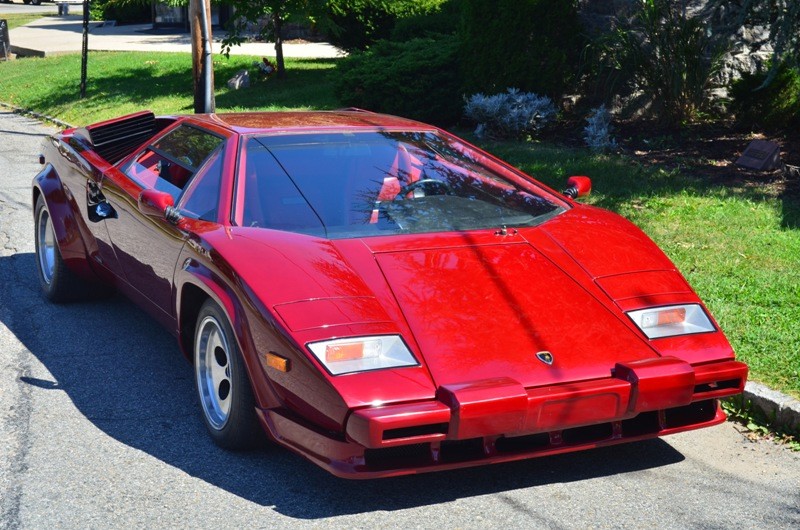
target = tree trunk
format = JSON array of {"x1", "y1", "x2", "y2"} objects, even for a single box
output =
[
  {"x1": 274, "y1": 11, "x2": 286, "y2": 80},
  {"x1": 190, "y1": 0, "x2": 216, "y2": 113}
]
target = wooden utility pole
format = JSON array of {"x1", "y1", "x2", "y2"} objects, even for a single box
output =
[
  {"x1": 190, "y1": 0, "x2": 215, "y2": 113},
  {"x1": 80, "y1": 0, "x2": 89, "y2": 98}
]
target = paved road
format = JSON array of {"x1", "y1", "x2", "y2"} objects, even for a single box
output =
[
  {"x1": 1, "y1": 109, "x2": 799, "y2": 528},
  {"x1": 7, "y1": 12, "x2": 343, "y2": 58},
  {"x1": 0, "y1": 3, "x2": 59, "y2": 16}
]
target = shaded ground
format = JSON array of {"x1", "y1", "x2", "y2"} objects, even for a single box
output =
[
  {"x1": 548, "y1": 119, "x2": 800, "y2": 223},
  {"x1": 618, "y1": 121, "x2": 799, "y2": 190}
]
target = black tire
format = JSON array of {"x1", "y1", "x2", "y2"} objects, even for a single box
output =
[
  {"x1": 34, "y1": 195, "x2": 87, "y2": 303},
  {"x1": 194, "y1": 299, "x2": 262, "y2": 450}
]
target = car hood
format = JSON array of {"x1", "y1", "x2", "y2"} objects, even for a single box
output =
[
  {"x1": 217, "y1": 208, "x2": 684, "y2": 390},
  {"x1": 355, "y1": 206, "x2": 689, "y2": 389},
  {"x1": 370, "y1": 237, "x2": 658, "y2": 388}
]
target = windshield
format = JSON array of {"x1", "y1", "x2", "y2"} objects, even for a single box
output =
[{"x1": 236, "y1": 131, "x2": 563, "y2": 238}]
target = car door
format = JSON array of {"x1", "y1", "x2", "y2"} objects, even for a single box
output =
[{"x1": 98, "y1": 122, "x2": 230, "y2": 327}]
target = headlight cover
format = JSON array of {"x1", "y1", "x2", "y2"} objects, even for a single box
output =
[
  {"x1": 307, "y1": 335, "x2": 418, "y2": 375},
  {"x1": 627, "y1": 304, "x2": 716, "y2": 339}
]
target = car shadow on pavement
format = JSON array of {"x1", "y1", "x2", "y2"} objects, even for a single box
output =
[{"x1": 2, "y1": 251, "x2": 687, "y2": 519}]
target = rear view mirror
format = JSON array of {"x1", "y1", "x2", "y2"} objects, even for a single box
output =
[
  {"x1": 563, "y1": 176, "x2": 592, "y2": 199},
  {"x1": 138, "y1": 189, "x2": 181, "y2": 224}
]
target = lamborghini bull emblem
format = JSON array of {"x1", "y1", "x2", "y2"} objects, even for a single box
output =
[{"x1": 536, "y1": 351, "x2": 554, "y2": 365}]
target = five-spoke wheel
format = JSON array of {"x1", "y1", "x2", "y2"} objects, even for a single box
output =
[
  {"x1": 194, "y1": 299, "x2": 261, "y2": 449},
  {"x1": 196, "y1": 313, "x2": 233, "y2": 430}
]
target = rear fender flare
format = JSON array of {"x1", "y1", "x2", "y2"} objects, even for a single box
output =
[{"x1": 32, "y1": 165, "x2": 99, "y2": 281}]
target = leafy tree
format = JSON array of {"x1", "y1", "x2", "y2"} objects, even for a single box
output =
[
  {"x1": 221, "y1": 0, "x2": 448, "y2": 67},
  {"x1": 221, "y1": 0, "x2": 330, "y2": 80}
]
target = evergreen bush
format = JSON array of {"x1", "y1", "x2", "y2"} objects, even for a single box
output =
[
  {"x1": 459, "y1": 0, "x2": 583, "y2": 99},
  {"x1": 730, "y1": 63, "x2": 800, "y2": 131},
  {"x1": 335, "y1": 36, "x2": 462, "y2": 126},
  {"x1": 90, "y1": 0, "x2": 151, "y2": 24},
  {"x1": 390, "y1": 0, "x2": 461, "y2": 41},
  {"x1": 326, "y1": 0, "x2": 449, "y2": 51}
]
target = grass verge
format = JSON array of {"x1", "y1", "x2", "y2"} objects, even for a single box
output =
[
  {"x1": 3, "y1": 12, "x2": 48, "y2": 31},
  {"x1": 723, "y1": 397, "x2": 799, "y2": 451},
  {"x1": 1, "y1": 51, "x2": 797, "y2": 399},
  {"x1": 0, "y1": 51, "x2": 338, "y2": 125}
]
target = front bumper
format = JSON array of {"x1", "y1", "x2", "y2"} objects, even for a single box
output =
[{"x1": 257, "y1": 357, "x2": 747, "y2": 478}]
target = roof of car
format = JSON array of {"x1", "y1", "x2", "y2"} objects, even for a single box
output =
[{"x1": 196, "y1": 110, "x2": 436, "y2": 134}]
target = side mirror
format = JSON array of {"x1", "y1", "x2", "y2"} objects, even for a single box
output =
[
  {"x1": 138, "y1": 189, "x2": 181, "y2": 223},
  {"x1": 563, "y1": 176, "x2": 592, "y2": 199}
]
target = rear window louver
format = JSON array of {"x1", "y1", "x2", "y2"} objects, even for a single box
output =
[{"x1": 75, "y1": 111, "x2": 157, "y2": 164}]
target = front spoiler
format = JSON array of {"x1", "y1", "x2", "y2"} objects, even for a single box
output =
[{"x1": 257, "y1": 358, "x2": 747, "y2": 478}]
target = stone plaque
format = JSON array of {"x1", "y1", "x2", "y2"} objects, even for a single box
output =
[{"x1": 735, "y1": 139, "x2": 781, "y2": 171}]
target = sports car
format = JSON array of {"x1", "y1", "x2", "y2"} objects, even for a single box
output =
[{"x1": 32, "y1": 109, "x2": 748, "y2": 478}]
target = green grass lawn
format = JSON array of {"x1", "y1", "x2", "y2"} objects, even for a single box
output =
[
  {"x1": 0, "y1": 51, "x2": 338, "y2": 125},
  {"x1": 3, "y1": 12, "x2": 48, "y2": 31},
  {"x1": 1, "y1": 51, "x2": 798, "y2": 399}
]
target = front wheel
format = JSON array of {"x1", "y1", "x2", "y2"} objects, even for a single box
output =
[{"x1": 194, "y1": 299, "x2": 261, "y2": 450}]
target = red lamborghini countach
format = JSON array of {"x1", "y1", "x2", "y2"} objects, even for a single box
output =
[{"x1": 32, "y1": 110, "x2": 747, "y2": 478}]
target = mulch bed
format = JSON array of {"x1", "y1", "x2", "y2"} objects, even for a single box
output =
[{"x1": 547, "y1": 119, "x2": 800, "y2": 202}]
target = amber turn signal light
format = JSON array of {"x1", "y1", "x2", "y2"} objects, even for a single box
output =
[{"x1": 264, "y1": 352, "x2": 290, "y2": 372}]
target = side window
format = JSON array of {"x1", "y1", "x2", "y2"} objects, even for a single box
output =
[
  {"x1": 178, "y1": 146, "x2": 224, "y2": 222},
  {"x1": 122, "y1": 125, "x2": 224, "y2": 202}
]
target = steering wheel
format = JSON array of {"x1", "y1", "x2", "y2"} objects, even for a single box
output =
[{"x1": 395, "y1": 179, "x2": 453, "y2": 200}]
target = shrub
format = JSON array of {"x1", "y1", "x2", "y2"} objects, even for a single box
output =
[
  {"x1": 463, "y1": 88, "x2": 556, "y2": 139},
  {"x1": 89, "y1": 0, "x2": 151, "y2": 25},
  {"x1": 326, "y1": 0, "x2": 449, "y2": 51},
  {"x1": 583, "y1": 106, "x2": 617, "y2": 152},
  {"x1": 459, "y1": 0, "x2": 584, "y2": 99},
  {"x1": 730, "y1": 63, "x2": 800, "y2": 131},
  {"x1": 390, "y1": 0, "x2": 461, "y2": 41},
  {"x1": 335, "y1": 36, "x2": 462, "y2": 126}
]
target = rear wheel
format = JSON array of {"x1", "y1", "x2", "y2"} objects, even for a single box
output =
[
  {"x1": 194, "y1": 299, "x2": 261, "y2": 449},
  {"x1": 34, "y1": 196, "x2": 84, "y2": 302}
]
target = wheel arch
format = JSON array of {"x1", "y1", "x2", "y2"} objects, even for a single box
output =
[
  {"x1": 176, "y1": 273, "x2": 236, "y2": 362},
  {"x1": 176, "y1": 264, "x2": 282, "y2": 411},
  {"x1": 32, "y1": 165, "x2": 100, "y2": 282}
]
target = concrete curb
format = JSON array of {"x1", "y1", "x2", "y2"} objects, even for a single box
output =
[
  {"x1": 742, "y1": 381, "x2": 800, "y2": 432},
  {"x1": 0, "y1": 102, "x2": 75, "y2": 129},
  {"x1": 8, "y1": 45, "x2": 46, "y2": 58}
]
